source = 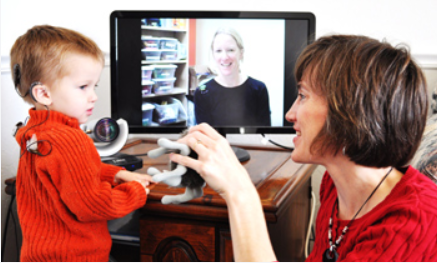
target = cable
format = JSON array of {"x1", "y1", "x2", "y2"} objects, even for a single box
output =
[
  {"x1": 261, "y1": 133, "x2": 294, "y2": 151},
  {"x1": 305, "y1": 191, "x2": 317, "y2": 259},
  {"x1": 19, "y1": 106, "x2": 52, "y2": 158}
]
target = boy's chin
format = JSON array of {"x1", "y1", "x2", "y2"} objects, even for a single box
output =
[{"x1": 79, "y1": 117, "x2": 89, "y2": 124}]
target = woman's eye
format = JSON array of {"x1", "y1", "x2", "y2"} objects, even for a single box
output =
[
  {"x1": 80, "y1": 85, "x2": 87, "y2": 90},
  {"x1": 298, "y1": 93, "x2": 306, "y2": 100}
]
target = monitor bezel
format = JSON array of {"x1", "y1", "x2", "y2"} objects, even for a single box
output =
[{"x1": 110, "y1": 10, "x2": 315, "y2": 134}]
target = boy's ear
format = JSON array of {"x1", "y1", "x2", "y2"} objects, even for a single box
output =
[{"x1": 31, "y1": 84, "x2": 52, "y2": 106}]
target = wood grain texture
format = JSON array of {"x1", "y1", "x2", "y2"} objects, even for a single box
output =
[{"x1": 122, "y1": 139, "x2": 314, "y2": 261}]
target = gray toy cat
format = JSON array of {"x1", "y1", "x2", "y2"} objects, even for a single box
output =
[{"x1": 147, "y1": 137, "x2": 205, "y2": 205}]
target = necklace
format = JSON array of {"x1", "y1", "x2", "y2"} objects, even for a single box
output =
[{"x1": 322, "y1": 167, "x2": 393, "y2": 262}]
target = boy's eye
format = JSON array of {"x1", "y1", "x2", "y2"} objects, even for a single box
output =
[{"x1": 80, "y1": 85, "x2": 87, "y2": 90}]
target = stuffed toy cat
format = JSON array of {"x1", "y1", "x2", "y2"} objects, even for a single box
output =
[{"x1": 147, "y1": 137, "x2": 205, "y2": 204}]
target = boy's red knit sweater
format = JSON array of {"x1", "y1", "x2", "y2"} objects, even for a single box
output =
[
  {"x1": 15, "y1": 109, "x2": 148, "y2": 262},
  {"x1": 307, "y1": 166, "x2": 437, "y2": 261}
]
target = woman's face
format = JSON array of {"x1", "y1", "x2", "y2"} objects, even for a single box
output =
[
  {"x1": 212, "y1": 33, "x2": 243, "y2": 77},
  {"x1": 285, "y1": 78, "x2": 329, "y2": 164}
]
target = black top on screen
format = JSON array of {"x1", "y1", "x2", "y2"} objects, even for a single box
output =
[{"x1": 110, "y1": 10, "x2": 315, "y2": 135}]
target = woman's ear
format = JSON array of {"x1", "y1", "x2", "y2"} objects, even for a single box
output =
[{"x1": 31, "y1": 83, "x2": 52, "y2": 106}]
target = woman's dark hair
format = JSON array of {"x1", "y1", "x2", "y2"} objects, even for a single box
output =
[{"x1": 295, "y1": 35, "x2": 429, "y2": 168}]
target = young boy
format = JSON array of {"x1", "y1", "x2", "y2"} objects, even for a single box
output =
[{"x1": 11, "y1": 25, "x2": 154, "y2": 261}]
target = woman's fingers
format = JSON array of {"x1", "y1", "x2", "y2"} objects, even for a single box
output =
[
  {"x1": 178, "y1": 126, "x2": 225, "y2": 154},
  {"x1": 169, "y1": 123, "x2": 249, "y2": 196},
  {"x1": 170, "y1": 152, "x2": 202, "y2": 174},
  {"x1": 175, "y1": 123, "x2": 228, "y2": 152},
  {"x1": 189, "y1": 123, "x2": 223, "y2": 141},
  {"x1": 187, "y1": 133, "x2": 217, "y2": 153}
]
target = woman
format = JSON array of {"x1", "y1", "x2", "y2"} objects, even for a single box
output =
[
  {"x1": 171, "y1": 35, "x2": 437, "y2": 261},
  {"x1": 194, "y1": 27, "x2": 271, "y2": 127}
]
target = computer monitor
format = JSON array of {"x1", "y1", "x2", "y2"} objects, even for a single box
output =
[{"x1": 110, "y1": 10, "x2": 315, "y2": 136}]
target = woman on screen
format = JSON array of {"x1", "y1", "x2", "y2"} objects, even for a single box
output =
[{"x1": 193, "y1": 27, "x2": 271, "y2": 127}]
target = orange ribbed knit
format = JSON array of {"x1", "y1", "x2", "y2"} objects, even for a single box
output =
[{"x1": 15, "y1": 109, "x2": 148, "y2": 261}]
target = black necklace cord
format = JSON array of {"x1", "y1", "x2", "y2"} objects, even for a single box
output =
[{"x1": 324, "y1": 167, "x2": 394, "y2": 262}]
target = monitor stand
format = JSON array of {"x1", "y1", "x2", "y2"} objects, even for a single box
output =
[
  {"x1": 218, "y1": 129, "x2": 251, "y2": 163},
  {"x1": 231, "y1": 146, "x2": 251, "y2": 163}
]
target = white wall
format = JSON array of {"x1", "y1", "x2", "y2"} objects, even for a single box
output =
[
  {"x1": 2, "y1": 0, "x2": 437, "y2": 260},
  {"x1": 2, "y1": 0, "x2": 437, "y2": 56}
]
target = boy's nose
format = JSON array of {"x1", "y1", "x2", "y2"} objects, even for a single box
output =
[{"x1": 90, "y1": 89, "x2": 98, "y2": 102}]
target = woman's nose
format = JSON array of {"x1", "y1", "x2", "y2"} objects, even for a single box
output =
[
  {"x1": 220, "y1": 51, "x2": 230, "y2": 59},
  {"x1": 285, "y1": 100, "x2": 297, "y2": 124}
]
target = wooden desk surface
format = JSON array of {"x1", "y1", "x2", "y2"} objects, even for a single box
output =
[{"x1": 121, "y1": 139, "x2": 315, "y2": 223}]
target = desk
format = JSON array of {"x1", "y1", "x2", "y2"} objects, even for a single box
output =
[{"x1": 121, "y1": 139, "x2": 316, "y2": 262}]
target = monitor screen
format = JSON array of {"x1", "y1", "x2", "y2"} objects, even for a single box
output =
[{"x1": 110, "y1": 11, "x2": 315, "y2": 134}]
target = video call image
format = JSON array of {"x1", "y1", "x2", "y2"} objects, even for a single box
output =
[{"x1": 140, "y1": 18, "x2": 285, "y2": 128}]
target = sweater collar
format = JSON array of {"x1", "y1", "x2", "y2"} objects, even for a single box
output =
[{"x1": 27, "y1": 108, "x2": 80, "y2": 129}]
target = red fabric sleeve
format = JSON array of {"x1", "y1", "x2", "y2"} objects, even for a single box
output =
[
  {"x1": 37, "y1": 129, "x2": 147, "y2": 222},
  {"x1": 100, "y1": 162, "x2": 124, "y2": 186}
]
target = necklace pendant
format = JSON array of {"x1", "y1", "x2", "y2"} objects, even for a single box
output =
[{"x1": 323, "y1": 247, "x2": 339, "y2": 262}]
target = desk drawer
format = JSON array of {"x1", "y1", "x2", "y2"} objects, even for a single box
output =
[{"x1": 140, "y1": 216, "x2": 215, "y2": 261}]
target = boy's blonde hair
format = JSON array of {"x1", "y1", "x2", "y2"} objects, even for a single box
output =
[{"x1": 10, "y1": 25, "x2": 104, "y2": 104}]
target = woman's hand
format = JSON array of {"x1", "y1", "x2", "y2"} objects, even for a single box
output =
[
  {"x1": 170, "y1": 123, "x2": 277, "y2": 261},
  {"x1": 169, "y1": 123, "x2": 254, "y2": 200},
  {"x1": 114, "y1": 170, "x2": 156, "y2": 194}
]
